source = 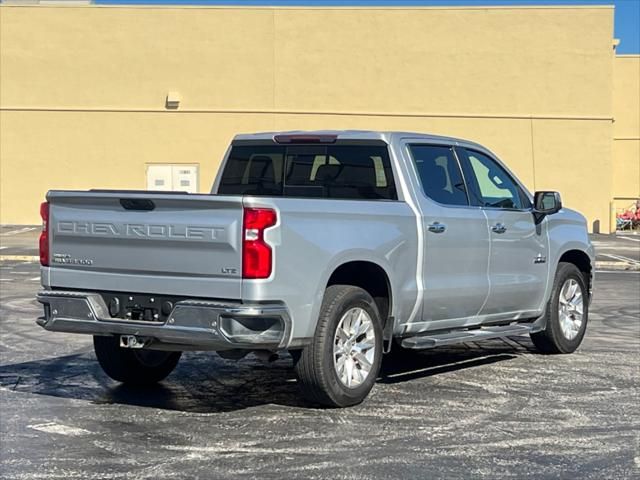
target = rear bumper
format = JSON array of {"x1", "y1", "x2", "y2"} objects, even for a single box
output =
[{"x1": 36, "y1": 290, "x2": 292, "y2": 350}]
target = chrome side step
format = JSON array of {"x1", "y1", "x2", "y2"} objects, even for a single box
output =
[{"x1": 400, "y1": 324, "x2": 532, "y2": 350}]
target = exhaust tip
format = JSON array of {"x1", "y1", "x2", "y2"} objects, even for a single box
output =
[{"x1": 254, "y1": 350, "x2": 279, "y2": 363}]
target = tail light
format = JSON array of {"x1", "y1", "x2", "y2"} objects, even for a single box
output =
[
  {"x1": 39, "y1": 201, "x2": 50, "y2": 266},
  {"x1": 242, "y1": 207, "x2": 277, "y2": 279}
]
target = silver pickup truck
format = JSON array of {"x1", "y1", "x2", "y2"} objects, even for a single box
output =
[{"x1": 37, "y1": 131, "x2": 594, "y2": 407}]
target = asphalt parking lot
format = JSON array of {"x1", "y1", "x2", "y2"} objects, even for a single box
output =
[{"x1": 1, "y1": 227, "x2": 639, "y2": 479}]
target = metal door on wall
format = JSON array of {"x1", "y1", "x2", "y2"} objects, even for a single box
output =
[{"x1": 146, "y1": 164, "x2": 198, "y2": 193}]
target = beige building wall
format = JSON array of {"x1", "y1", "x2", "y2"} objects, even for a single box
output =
[
  {"x1": 612, "y1": 55, "x2": 640, "y2": 214},
  {"x1": 0, "y1": 4, "x2": 622, "y2": 231}
]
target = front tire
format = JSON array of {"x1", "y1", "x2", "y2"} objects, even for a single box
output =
[
  {"x1": 295, "y1": 285, "x2": 383, "y2": 407},
  {"x1": 530, "y1": 262, "x2": 589, "y2": 354},
  {"x1": 93, "y1": 335, "x2": 181, "y2": 385}
]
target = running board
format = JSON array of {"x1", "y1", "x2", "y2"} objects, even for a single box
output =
[{"x1": 400, "y1": 324, "x2": 532, "y2": 350}]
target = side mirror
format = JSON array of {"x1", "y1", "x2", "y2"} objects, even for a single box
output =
[{"x1": 533, "y1": 191, "x2": 562, "y2": 223}]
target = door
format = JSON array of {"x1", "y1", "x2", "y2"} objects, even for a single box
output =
[
  {"x1": 406, "y1": 144, "x2": 491, "y2": 330},
  {"x1": 458, "y1": 148, "x2": 549, "y2": 318},
  {"x1": 146, "y1": 164, "x2": 198, "y2": 193},
  {"x1": 172, "y1": 166, "x2": 198, "y2": 193},
  {"x1": 146, "y1": 165, "x2": 173, "y2": 191}
]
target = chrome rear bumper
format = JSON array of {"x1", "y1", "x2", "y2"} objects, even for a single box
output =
[{"x1": 36, "y1": 290, "x2": 292, "y2": 350}]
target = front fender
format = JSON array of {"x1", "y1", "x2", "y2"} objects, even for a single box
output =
[{"x1": 537, "y1": 209, "x2": 594, "y2": 321}]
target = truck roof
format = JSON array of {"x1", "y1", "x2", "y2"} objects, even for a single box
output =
[{"x1": 232, "y1": 130, "x2": 484, "y2": 148}]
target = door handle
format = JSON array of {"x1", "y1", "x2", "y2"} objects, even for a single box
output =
[
  {"x1": 491, "y1": 223, "x2": 507, "y2": 234},
  {"x1": 427, "y1": 222, "x2": 447, "y2": 234}
]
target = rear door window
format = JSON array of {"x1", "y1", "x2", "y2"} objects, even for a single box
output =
[
  {"x1": 218, "y1": 143, "x2": 397, "y2": 200},
  {"x1": 408, "y1": 145, "x2": 469, "y2": 206}
]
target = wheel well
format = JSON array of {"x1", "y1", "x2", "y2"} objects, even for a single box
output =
[
  {"x1": 559, "y1": 250, "x2": 593, "y2": 294},
  {"x1": 327, "y1": 261, "x2": 392, "y2": 326}
]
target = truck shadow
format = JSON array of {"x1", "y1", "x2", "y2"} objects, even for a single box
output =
[
  {"x1": 379, "y1": 336, "x2": 534, "y2": 383},
  {"x1": 0, "y1": 338, "x2": 532, "y2": 412}
]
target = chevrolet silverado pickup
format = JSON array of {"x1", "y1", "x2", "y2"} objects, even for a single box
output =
[{"x1": 37, "y1": 131, "x2": 595, "y2": 407}]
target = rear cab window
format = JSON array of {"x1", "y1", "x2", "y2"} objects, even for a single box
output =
[{"x1": 218, "y1": 142, "x2": 397, "y2": 200}]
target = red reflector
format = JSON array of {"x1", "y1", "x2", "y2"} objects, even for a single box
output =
[
  {"x1": 242, "y1": 207, "x2": 277, "y2": 279},
  {"x1": 274, "y1": 134, "x2": 337, "y2": 144},
  {"x1": 39, "y1": 201, "x2": 50, "y2": 266}
]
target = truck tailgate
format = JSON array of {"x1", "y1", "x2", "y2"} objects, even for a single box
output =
[{"x1": 45, "y1": 191, "x2": 243, "y2": 299}]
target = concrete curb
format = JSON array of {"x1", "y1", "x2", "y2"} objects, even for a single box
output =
[
  {"x1": 595, "y1": 261, "x2": 640, "y2": 271},
  {"x1": 0, "y1": 255, "x2": 40, "y2": 262}
]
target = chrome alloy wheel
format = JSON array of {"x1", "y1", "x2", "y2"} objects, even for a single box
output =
[
  {"x1": 333, "y1": 307, "x2": 377, "y2": 388},
  {"x1": 558, "y1": 278, "x2": 584, "y2": 341}
]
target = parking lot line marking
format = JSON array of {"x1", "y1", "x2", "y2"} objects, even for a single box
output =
[
  {"x1": 30, "y1": 277, "x2": 41, "y2": 281},
  {"x1": 0, "y1": 246, "x2": 7, "y2": 250},
  {"x1": 619, "y1": 236, "x2": 640, "y2": 243},
  {"x1": 601, "y1": 253, "x2": 640, "y2": 265},
  {"x1": 0, "y1": 227, "x2": 37, "y2": 237}
]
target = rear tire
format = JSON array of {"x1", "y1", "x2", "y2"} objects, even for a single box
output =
[
  {"x1": 295, "y1": 285, "x2": 383, "y2": 407},
  {"x1": 93, "y1": 335, "x2": 181, "y2": 384},
  {"x1": 530, "y1": 262, "x2": 589, "y2": 354}
]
